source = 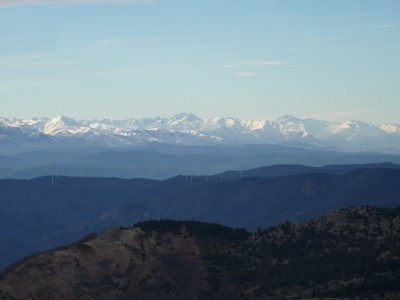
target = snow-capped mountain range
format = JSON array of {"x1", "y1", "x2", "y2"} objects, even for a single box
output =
[{"x1": 1, "y1": 113, "x2": 399, "y2": 153}]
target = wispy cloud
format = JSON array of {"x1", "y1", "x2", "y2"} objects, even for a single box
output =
[
  {"x1": 0, "y1": 78, "x2": 79, "y2": 95},
  {"x1": 0, "y1": 29, "x2": 141, "y2": 40},
  {"x1": 371, "y1": 24, "x2": 399, "y2": 35},
  {"x1": 0, "y1": 54, "x2": 69, "y2": 69},
  {"x1": 374, "y1": 24, "x2": 396, "y2": 29},
  {"x1": 0, "y1": 0, "x2": 153, "y2": 7},
  {"x1": 216, "y1": 60, "x2": 282, "y2": 78},
  {"x1": 250, "y1": 61, "x2": 282, "y2": 67},
  {"x1": 215, "y1": 60, "x2": 282, "y2": 69},
  {"x1": 94, "y1": 38, "x2": 121, "y2": 47},
  {"x1": 235, "y1": 72, "x2": 256, "y2": 77},
  {"x1": 1, "y1": 32, "x2": 95, "y2": 40}
]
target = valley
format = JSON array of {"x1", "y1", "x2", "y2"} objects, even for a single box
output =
[{"x1": 1, "y1": 163, "x2": 399, "y2": 272}]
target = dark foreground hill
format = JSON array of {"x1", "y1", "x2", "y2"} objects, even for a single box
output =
[
  {"x1": 0, "y1": 206, "x2": 399, "y2": 300},
  {"x1": 1, "y1": 165, "x2": 400, "y2": 271}
]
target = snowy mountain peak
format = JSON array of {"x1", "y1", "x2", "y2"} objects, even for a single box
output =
[
  {"x1": 275, "y1": 115, "x2": 302, "y2": 123},
  {"x1": 1, "y1": 114, "x2": 399, "y2": 152},
  {"x1": 170, "y1": 112, "x2": 202, "y2": 123},
  {"x1": 167, "y1": 113, "x2": 203, "y2": 130},
  {"x1": 44, "y1": 115, "x2": 88, "y2": 136},
  {"x1": 339, "y1": 120, "x2": 385, "y2": 135},
  {"x1": 51, "y1": 115, "x2": 79, "y2": 124}
]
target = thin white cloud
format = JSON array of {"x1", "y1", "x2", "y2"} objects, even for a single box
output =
[
  {"x1": 1, "y1": 32, "x2": 83, "y2": 40},
  {"x1": 215, "y1": 60, "x2": 282, "y2": 69},
  {"x1": 235, "y1": 72, "x2": 256, "y2": 77},
  {"x1": 0, "y1": 78, "x2": 79, "y2": 95},
  {"x1": 371, "y1": 24, "x2": 399, "y2": 35},
  {"x1": 94, "y1": 38, "x2": 120, "y2": 47},
  {"x1": 250, "y1": 61, "x2": 282, "y2": 67},
  {"x1": 0, "y1": 0, "x2": 153, "y2": 7},
  {"x1": 216, "y1": 60, "x2": 281, "y2": 77},
  {"x1": 0, "y1": 53, "x2": 69, "y2": 69},
  {"x1": 215, "y1": 64, "x2": 235, "y2": 69},
  {"x1": 0, "y1": 29, "x2": 140, "y2": 40},
  {"x1": 373, "y1": 24, "x2": 396, "y2": 29}
]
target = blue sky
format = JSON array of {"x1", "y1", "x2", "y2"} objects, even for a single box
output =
[{"x1": 0, "y1": 0, "x2": 399, "y2": 124}]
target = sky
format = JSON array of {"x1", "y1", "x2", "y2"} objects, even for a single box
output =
[{"x1": 0, "y1": 0, "x2": 399, "y2": 124}]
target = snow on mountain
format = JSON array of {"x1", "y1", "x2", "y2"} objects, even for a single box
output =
[
  {"x1": 242, "y1": 119, "x2": 270, "y2": 131},
  {"x1": 328, "y1": 120, "x2": 388, "y2": 143},
  {"x1": 0, "y1": 113, "x2": 399, "y2": 152},
  {"x1": 381, "y1": 124, "x2": 400, "y2": 134},
  {"x1": 274, "y1": 115, "x2": 309, "y2": 138},
  {"x1": 0, "y1": 121, "x2": 60, "y2": 155},
  {"x1": 166, "y1": 113, "x2": 203, "y2": 131},
  {"x1": 0, "y1": 117, "x2": 41, "y2": 134},
  {"x1": 44, "y1": 115, "x2": 90, "y2": 136},
  {"x1": 23, "y1": 117, "x2": 50, "y2": 132},
  {"x1": 204, "y1": 117, "x2": 243, "y2": 132}
]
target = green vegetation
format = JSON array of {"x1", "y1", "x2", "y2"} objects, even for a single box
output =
[
  {"x1": 132, "y1": 206, "x2": 400, "y2": 299},
  {"x1": 133, "y1": 219, "x2": 250, "y2": 242}
]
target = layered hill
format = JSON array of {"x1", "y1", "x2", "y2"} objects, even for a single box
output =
[
  {"x1": 1, "y1": 206, "x2": 399, "y2": 300},
  {"x1": 0, "y1": 164, "x2": 400, "y2": 271},
  {"x1": 1, "y1": 144, "x2": 400, "y2": 180}
]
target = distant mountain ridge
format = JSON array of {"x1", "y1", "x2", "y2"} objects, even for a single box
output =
[
  {"x1": 2, "y1": 145, "x2": 400, "y2": 180},
  {"x1": 1, "y1": 113, "x2": 400, "y2": 153}
]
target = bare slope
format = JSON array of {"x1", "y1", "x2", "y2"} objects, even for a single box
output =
[{"x1": 1, "y1": 206, "x2": 400, "y2": 300}]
